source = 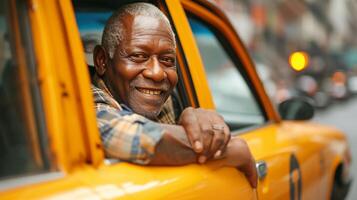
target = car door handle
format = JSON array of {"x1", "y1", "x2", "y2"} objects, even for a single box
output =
[{"x1": 256, "y1": 161, "x2": 268, "y2": 180}]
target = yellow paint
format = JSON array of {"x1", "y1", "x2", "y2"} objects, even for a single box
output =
[
  {"x1": 289, "y1": 51, "x2": 309, "y2": 71},
  {"x1": 0, "y1": 0, "x2": 350, "y2": 200},
  {"x1": 0, "y1": 122, "x2": 347, "y2": 199}
]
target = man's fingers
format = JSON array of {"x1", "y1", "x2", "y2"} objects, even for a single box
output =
[
  {"x1": 210, "y1": 128, "x2": 225, "y2": 158},
  {"x1": 214, "y1": 124, "x2": 231, "y2": 158},
  {"x1": 223, "y1": 124, "x2": 231, "y2": 146},
  {"x1": 179, "y1": 107, "x2": 203, "y2": 153},
  {"x1": 179, "y1": 107, "x2": 231, "y2": 158},
  {"x1": 186, "y1": 124, "x2": 203, "y2": 153},
  {"x1": 198, "y1": 155, "x2": 207, "y2": 164},
  {"x1": 209, "y1": 115, "x2": 230, "y2": 158},
  {"x1": 194, "y1": 141, "x2": 203, "y2": 152},
  {"x1": 198, "y1": 126, "x2": 214, "y2": 163},
  {"x1": 230, "y1": 138, "x2": 257, "y2": 188},
  {"x1": 198, "y1": 127, "x2": 213, "y2": 163},
  {"x1": 247, "y1": 160, "x2": 258, "y2": 188},
  {"x1": 237, "y1": 158, "x2": 258, "y2": 188}
]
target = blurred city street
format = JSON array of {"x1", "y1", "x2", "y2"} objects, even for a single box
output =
[
  {"x1": 212, "y1": 1, "x2": 357, "y2": 197},
  {"x1": 314, "y1": 97, "x2": 357, "y2": 199}
]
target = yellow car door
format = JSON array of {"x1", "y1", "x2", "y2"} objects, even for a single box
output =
[
  {"x1": 170, "y1": 1, "x2": 290, "y2": 199},
  {"x1": 173, "y1": 0, "x2": 350, "y2": 200}
]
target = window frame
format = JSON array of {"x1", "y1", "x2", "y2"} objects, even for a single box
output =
[{"x1": 25, "y1": 0, "x2": 105, "y2": 172}]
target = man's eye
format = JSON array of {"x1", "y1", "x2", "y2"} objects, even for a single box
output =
[
  {"x1": 160, "y1": 57, "x2": 175, "y2": 65},
  {"x1": 130, "y1": 53, "x2": 148, "y2": 62}
]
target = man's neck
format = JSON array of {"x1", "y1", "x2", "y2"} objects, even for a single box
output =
[
  {"x1": 92, "y1": 73, "x2": 175, "y2": 124},
  {"x1": 93, "y1": 73, "x2": 115, "y2": 98}
]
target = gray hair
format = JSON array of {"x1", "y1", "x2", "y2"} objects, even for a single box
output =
[{"x1": 102, "y1": 3, "x2": 175, "y2": 58}]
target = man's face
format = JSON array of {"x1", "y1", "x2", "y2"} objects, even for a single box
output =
[{"x1": 106, "y1": 15, "x2": 178, "y2": 119}]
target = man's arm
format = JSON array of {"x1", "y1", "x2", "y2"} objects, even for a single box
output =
[
  {"x1": 97, "y1": 104, "x2": 198, "y2": 165},
  {"x1": 96, "y1": 104, "x2": 257, "y2": 187},
  {"x1": 149, "y1": 123, "x2": 257, "y2": 188},
  {"x1": 148, "y1": 124, "x2": 196, "y2": 165},
  {"x1": 96, "y1": 103, "x2": 164, "y2": 165}
]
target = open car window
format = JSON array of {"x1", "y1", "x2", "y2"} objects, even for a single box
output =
[{"x1": 187, "y1": 15, "x2": 266, "y2": 130}]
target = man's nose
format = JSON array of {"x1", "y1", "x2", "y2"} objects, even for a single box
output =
[{"x1": 142, "y1": 56, "x2": 166, "y2": 82}]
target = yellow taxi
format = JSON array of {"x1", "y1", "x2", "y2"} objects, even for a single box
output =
[{"x1": 0, "y1": 0, "x2": 351, "y2": 199}]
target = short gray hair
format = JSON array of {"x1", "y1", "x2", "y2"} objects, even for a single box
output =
[{"x1": 102, "y1": 3, "x2": 175, "y2": 58}]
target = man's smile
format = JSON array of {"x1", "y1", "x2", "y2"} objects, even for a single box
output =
[{"x1": 135, "y1": 87, "x2": 164, "y2": 95}]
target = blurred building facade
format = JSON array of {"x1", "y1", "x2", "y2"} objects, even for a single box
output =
[{"x1": 211, "y1": 0, "x2": 357, "y2": 104}]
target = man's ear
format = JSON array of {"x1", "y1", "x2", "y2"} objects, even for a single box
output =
[{"x1": 93, "y1": 45, "x2": 109, "y2": 76}]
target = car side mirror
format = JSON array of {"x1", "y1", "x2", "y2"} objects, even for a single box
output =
[{"x1": 278, "y1": 97, "x2": 315, "y2": 120}]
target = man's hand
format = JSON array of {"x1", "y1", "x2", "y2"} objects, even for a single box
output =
[
  {"x1": 200, "y1": 137, "x2": 257, "y2": 188},
  {"x1": 223, "y1": 137, "x2": 258, "y2": 188},
  {"x1": 151, "y1": 115, "x2": 257, "y2": 188},
  {"x1": 178, "y1": 107, "x2": 231, "y2": 163}
]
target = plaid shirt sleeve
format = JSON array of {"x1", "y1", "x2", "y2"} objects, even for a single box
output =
[{"x1": 92, "y1": 86, "x2": 164, "y2": 165}]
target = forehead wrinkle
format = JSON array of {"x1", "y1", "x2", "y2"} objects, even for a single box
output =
[
  {"x1": 130, "y1": 31, "x2": 175, "y2": 46},
  {"x1": 124, "y1": 39, "x2": 176, "y2": 54},
  {"x1": 132, "y1": 16, "x2": 174, "y2": 37},
  {"x1": 133, "y1": 29, "x2": 173, "y2": 36},
  {"x1": 129, "y1": 33, "x2": 175, "y2": 44},
  {"x1": 127, "y1": 33, "x2": 175, "y2": 51}
]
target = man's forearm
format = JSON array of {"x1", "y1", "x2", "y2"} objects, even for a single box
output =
[
  {"x1": 148, "y1": 124, "x2": 197, "y2": 165},
  {"x1": 147, "y1": 124, "x2": 257, "y2": 188}
]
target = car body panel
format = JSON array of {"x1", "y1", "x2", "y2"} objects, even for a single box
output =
[
  {"x1": 240, "y1": 122, "x2": 347, "y2": 199},
  {"x1": 1, "y1": 163, "x2": 256, "y2": 199},
  {"x1": 0, "y1": 0, "x2": 350, "y2": 199},
  {"x1": 0, "y1": 122, "x2": 346, "y2": 200}
]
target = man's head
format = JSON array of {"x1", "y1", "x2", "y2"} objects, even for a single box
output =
[{"x1": 94, "y1": 3, "x2": 178, "y2": 120}]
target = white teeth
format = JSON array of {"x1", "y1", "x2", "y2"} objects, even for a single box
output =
[{"x1": 138, "y1": 88, "x2": 161, "y2": 95}]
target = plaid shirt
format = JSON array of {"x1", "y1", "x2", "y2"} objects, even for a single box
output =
[{"x1": 92, "y1": 75, "x2": 175, "y2": 164}]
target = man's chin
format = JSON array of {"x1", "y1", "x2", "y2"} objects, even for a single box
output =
[
  {"x1": 128, "y1": 93, "x2": 167, "y2": 120},
  {"x1": 131, "y1": 105, "x2": 161, "y2": 120}
]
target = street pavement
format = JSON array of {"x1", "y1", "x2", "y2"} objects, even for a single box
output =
[{"x1": 313, "y1": 97, "x2": 357, "y2": 200}]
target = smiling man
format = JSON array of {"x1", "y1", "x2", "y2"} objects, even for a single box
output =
[{"x1": 92, "y1": 3, "x2": 257, "y2": 188}]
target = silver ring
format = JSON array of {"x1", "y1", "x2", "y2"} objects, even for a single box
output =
[{"x1": 212, "y1": 124, "x2": 225, "y2": 131}]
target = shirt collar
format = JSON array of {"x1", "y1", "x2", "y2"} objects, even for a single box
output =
[
  {"x1": 92, "y1": 73, "x2": 175, "y2": 124},
  {"x1": 92, "y1": 73, "x2": 122, "y2": 110}
]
